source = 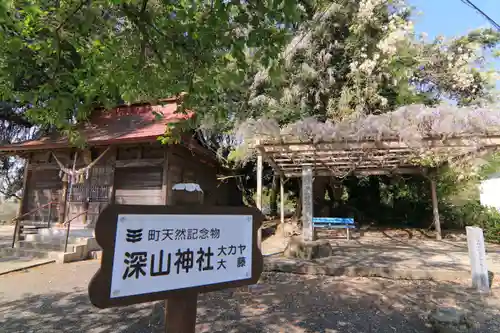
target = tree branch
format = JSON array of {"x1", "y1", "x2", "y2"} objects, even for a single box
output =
[
  {"x1": 0, "y1": 103, "x2": 32, "y2": 127},
  {"x1": 121, "y1": 3, "x2": 166, "y2": 67},
  {"x1": 55, "y1": 0, "x2": 87, "y2": 32}
]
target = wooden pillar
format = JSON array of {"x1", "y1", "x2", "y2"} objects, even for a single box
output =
[
  {"x1": 109, "y1": 147, "x2": 117, "y2": 204},
  {"x1": 17, "y1": 155, "x2": 31, "y2": 218},
  {"x1": 165, "y1": 184, "x2": 203, "y2": 333},
  {"x1": 166, "y1": 292, "x2": 198, "y2": 333},
  {"x1": 53, "y1": 151, "x2": 66, "y2": 224},
  {"x1": 256, "y1": 151, "x2": 263, "y2": 248},
  {"x1": 162, "y1": 148, "x2": 169, "y2": 205},
  {"x1": 64, "y1": 151, "x2": 78, "y2": 224},
  {"x1": 14, "y1": 154, "x2": 31, "y2": 244},
  {"x1": 302, "y1": 166, "x2": 314, "y2": 241},
  {"x1": 430, "y1": 177, "x2": 442, "y2": 240},
  {"x1": 59, "y1": 175, "x2": 68, "y2": 224},
  {"x1": 82, "y1": 148, "x2": 95, "y2": 225},
  {"x1": 280, "y1": 176, "x2": 285, "y2": 224}
]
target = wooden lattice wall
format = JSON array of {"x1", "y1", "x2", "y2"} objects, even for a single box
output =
[{"x1": 22, "y1": 143, "x2": 241, "y2": 227}]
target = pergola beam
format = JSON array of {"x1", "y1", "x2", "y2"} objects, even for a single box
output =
[
  {"x1": 255, "y1": 137, "x2": 487, "y2": 179},
  {"x1": 256, "y1": 146, "x2": 285, "y2": 178},
  {"x1": 277, "y1": 161, "x2": 405, "y2": 168},
  {"x1": 273, "y1": 155, "x2": 411, "y2": 162},
  {"x1": 259, "y1": 136, "x2": 500, "y2": 153},
  {"x1": 281, "y1": 167, "x2": 424, "y2": 177},
  {"x1": 270, "y1": 149, "x2": 416, "y2": 157},
  {"x1": 252, "y1": 133, "x2": 500, "y2": 244}
]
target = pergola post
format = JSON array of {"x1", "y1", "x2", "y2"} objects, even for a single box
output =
[
  {"x1": 256, "y1": 150, "x2": 263, "y2": 247},
  {"x1": 302, "y1": 166, "x2": 314, "y2": 241},
  {"x1": 280, "y1": 175, "x2": 285, "y2": 224},
  {"x1": 430, "y1": 176, "x2": 442, "y2": 240}
]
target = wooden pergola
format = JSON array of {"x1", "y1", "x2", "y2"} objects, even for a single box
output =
[{"x1": 253, "y1": 136, "x2": 500, "y2": 241}]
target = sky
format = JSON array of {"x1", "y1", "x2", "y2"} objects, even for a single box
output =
[
  {"x1": 410, "y1": 0, "x2": 499, "y2": 85},
  {"x1": 410, "y1": 0, "x2": 499, "y2": 38}
]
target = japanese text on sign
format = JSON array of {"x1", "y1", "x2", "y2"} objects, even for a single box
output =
[
  {"x1": 110, "y1": 214, "x2": 253, "y2": 298},
  {"x1": 146, "y1": 227, "x2": 221, "y2": 242}
]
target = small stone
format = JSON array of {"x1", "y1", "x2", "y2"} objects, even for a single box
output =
[
  {"x1": 428, "y1": 307, "x2": 471, "y2": 333},
  {"x1": 283, "y1": 236, "x2": 333, "y2": 260},
  {"x1": 430, "y1": 307, "x2": 466, "y2": 324}
]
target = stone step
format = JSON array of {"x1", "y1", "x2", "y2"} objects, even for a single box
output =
[
  {"x1": 20, "y1": 220, "x2": 51, "y2": 227},
  {"x1": 24, "y1": 234, "x2": 90, "y2": 244},
  {"x1": 0, "y1": 247, "x2": 53, "y2": 260},
  {"x1": 38, "y1": 227, "x2": 94, "y2": 238},
  {"x1": 16, "y1": 240, "x2": 80, "y2": 252},
  {"x1": 0, "y1": 246, "x2": 88, "y2": 264},
  {"x1": 20, "y1": 226, "x2": 41, "y2": 235}
]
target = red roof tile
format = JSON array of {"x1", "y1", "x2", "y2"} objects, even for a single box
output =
[{"x1": 0, "y1": 100, "x2": 194, "y2": 151}]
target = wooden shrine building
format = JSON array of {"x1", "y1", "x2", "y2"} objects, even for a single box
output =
[{"x1": 0, "y1": 98, "x2": 241, "y2": 232}]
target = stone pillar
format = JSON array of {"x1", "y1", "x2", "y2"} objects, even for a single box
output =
[
  {"x1": 430, "y1": 177, "x2": 442, "y2": 240},
  {"x1": 280, "y1": 176, "x2": 285, "y2": 224},
  {"x1": 302, "y1": 166, "x2": 314, "y2": 241},
  {"x1": 256, "y1": 152, "x2": 263, "y2": 248},
  {"x1": 466, "y1": 226, "x2": 490, "y2": 294}
]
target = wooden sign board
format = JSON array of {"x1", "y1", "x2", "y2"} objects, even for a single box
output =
[{"x1": 88, "y1": 204, "x2": 264, "y2": 309}]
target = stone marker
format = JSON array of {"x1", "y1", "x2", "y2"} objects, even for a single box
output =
[
  {"x1": 466, "y1": 226, "x2": 490, "y2": 294},
  {"x1": 284, "y1": 236, "x2": 333, "y2": 260}
]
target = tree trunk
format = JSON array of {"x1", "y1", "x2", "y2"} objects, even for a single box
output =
[{"x1": 269, "y1": 175, "x2": 278, "y2": 216}]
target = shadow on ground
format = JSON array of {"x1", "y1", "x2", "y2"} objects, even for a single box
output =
[{"x1": 1, "y1": 272, "x2": 499, "y2": 333}]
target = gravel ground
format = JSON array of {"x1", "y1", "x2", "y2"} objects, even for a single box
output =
[{"x1": 1, "y1": 260, "x2": 499, "y2": 333}]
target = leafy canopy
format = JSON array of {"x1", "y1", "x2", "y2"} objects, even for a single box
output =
[
  {"x1": 0, "y1": 0, "x2": 311, "y2": 134},
  {"x1": 246, "y1": 0, "x2": 500, "y2": 125}
]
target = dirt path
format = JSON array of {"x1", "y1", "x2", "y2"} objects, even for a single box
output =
[{"x1": 1, "y1": 260, "x2": 500, "y2": 333}]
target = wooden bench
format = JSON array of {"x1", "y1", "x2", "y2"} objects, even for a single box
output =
[{"x1": 312, "y1": 217, "x2": 355, "y2": 240}]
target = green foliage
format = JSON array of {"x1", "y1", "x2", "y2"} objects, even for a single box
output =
[
  {"x1": 441, "y1": 201, "x2": 500, "y2": 243},
  {"x1": 0, "y1": 0, "x2": 311, "y2": 138},
  {"x1": 478, "y1": 152, "x2": 500, "y2": 179},
  {"x1": 436, "y1": 153, "x2": 500, "y2": 243},
  {"x1": 349, "y1": 175, "x2": 432, "y2": 227},
  {"x1": 247, "y1": 1, "x2": 500, "y2": 124}
]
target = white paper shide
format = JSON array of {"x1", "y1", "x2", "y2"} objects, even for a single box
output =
[{"x1": 110, "y1": 214, "x2": 253, "y2": 298}]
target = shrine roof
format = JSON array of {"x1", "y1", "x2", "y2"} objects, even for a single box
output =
[{"x1": 0, "y1": 98, "x2": 193, "y2": 152}]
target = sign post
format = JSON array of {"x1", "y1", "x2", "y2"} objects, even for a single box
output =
[
  {"x1": 466, "y1": 226, "x2": 490, "y2": 294},
  {"x1": 88, "y1": 199, "x2": 264, "y2": 332},
  {"x1": 165, "y1": 183, "x2": 203, "y2": 333}
]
